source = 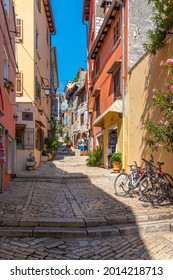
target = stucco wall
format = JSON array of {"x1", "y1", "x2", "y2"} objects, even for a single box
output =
[{"x1": 128, "y1": 35, "x2": 173, "y2": 176}]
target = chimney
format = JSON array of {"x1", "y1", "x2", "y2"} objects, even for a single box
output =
[{"x1": 101, "y1": 0, "x2": 112, "y2": 17}]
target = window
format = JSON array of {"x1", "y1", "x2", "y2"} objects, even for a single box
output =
[
  {"x1": 113, "y1": 68, "x2": 121, "y2": 99},
  {"x1": 113, "y1": 17, "x2": 121, "y2": 46},
  {"x1": 16, "y1": 127, "x2": 34, "y2": 150},
  {"x1": 35, "y1": 76, "x2": 41, "y2": 100},
  {"x1": 96, "y1": 94, "x2": 100, "y2": 117},
  {"x1": 3, "y1": 48, "x2": 9, "y2": 80},
  {"x1": 80, "y1": 113, "x2": 84, "y2": 126},
  {"x1": 22, "y1": 112, "x2": 33, "y2": 121},
  {"x1": 4, "y1": 0, "x2": 9, "y2": 16},
  {"x1": 46, "y1": 28, "x2": 49, "y2": 45},
  {"x1": 95, "y1": 54, "x2": 100, "y2": 75},
  {"x1": 16, "y1": 72, "x2": 23, "y2": 95},
  {"x1": 71, "y1": 112, "x2": 74, "y2": 124},
  {"x1": 36, "y1": 29, "x2": 39, "y2": 51},
  {"x1": 36, "y1": 0, "x2": 41, "y2": 12},
  {"x1": 16, "y1": 17, "x2": 23, "y2": 42},
  {"x1": 35, "y1": 127, "x2": 44, "y2": 151}
]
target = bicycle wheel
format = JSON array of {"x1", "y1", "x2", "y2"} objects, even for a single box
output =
[
  {"x1": 139, "y1": 176, "x2": 164, "y2": 203},
  {"x1": 114, "y1": 173, "x2": 130, "y2": 196},
  {"x1": 163, "y1": 173, "x2": 173, "y2": 199}
]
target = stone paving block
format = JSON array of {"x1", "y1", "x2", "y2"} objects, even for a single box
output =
[
  {"x1": 1, "y1": 218, "x2": 19, "y2": 227},
  {"x1": 139, "y1": 222, "x2": 171, "y2": 233},
  {"x1": 0, "y1": 227, "x2": 33, "y2": 237},
  {"x1": 106, "y1": 215, "x2": 128, "y2": 225},
  {"x1": 118, "y1": 224, "x2": 139, "y2": 235},
  {"x1": 38, "y1": 218, "x2": 85, "y2": 227},
  {"x1": 33, "y1": 227, "x2": 87, "y2": 238},
  {"x1": 87, "y1": 226, "x2": 120, "y2": 237},
  {"x1": 148, "y1": 213, "x2": 173, "y2": 221},
  {"x1": 20, "y1": 218, "x2": 39, "y2": 227},
  {"x1": 85, "y1": 217, "x2": 107, "y2": 227}
]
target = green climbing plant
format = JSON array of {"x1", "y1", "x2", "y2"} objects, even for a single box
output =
[{"x1": 143, "y1": 0, "x2": 173, "y2": 54}]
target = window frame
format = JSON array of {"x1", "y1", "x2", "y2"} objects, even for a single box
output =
[
  {"x1": 113, "y1": 17, "x2": 121, "y2": 46},
  {"x1": 113, "y1": 68, "x2": 121, "y2": 100},
  {"x1": 95, "y1": 94, "x2": 100, "y2": 117}
]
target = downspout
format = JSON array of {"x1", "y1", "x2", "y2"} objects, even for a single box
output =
[
  {"x1": 83, "y1": 20, "x2": 90, "y2": 135},
  {"x1": 117, "y1": 0, "x2": 125, "y2": 170}
]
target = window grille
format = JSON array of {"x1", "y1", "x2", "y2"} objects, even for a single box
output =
[
  {"x1": 16, "y1": 72, "x2": 23, "y2": 95},
  {"x1": 16, "y1": 128, "x2": 34, "y2": 150},
  {"x1": 16, "y1": 17, "x2": 23, "y2": 42}
]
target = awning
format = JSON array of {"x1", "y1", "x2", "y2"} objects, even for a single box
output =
[
  {"x1": 92, "y1": 88, "x2": 100, "y2": 97},
  {"x1": 16, "y1": 124, "x2": 26, "y2": 129},
  {"x1": 107, "y1": 60, "x2": 121, "y2": 74},
  {"x1": 93, "y1": 99, "x2": 122, "y2": 127},
  {"x1": 35, "y1": 120, "x2": 45, "y2": 128}
]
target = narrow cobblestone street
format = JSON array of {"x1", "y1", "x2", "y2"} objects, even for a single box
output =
[{"x1": 0, "y1": 144, "x2": 173, "y2": 260}]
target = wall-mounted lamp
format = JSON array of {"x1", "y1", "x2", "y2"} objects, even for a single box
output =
[
  {"x1": 44, "y1": 85, "x2": 50, "y2": 97},
  {"x1": 13, "y1": 114, "x2": 18, "y2": 121},
  {"x1": 38, "y1": 109, "x2": 43, "y2": 115}
]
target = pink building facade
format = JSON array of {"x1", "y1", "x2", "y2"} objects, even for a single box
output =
[{"x1": 0, "y1": 0, "x2": 17, "y2": 191}]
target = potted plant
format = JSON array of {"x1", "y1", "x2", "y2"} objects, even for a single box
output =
[
  {"x1": 110, "y1": 151, "x2": 122, "y2": 173},
  {"x1": 26, "y1": 153, "x2": 37, "y2": 169}
]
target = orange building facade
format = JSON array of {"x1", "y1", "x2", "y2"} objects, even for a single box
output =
[{"x1": 83, "y1": 0, "x2": 128, "y2": 168}]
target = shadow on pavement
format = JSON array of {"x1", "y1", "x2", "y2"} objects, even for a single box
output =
[{"x1": 0, "y1": 149, "x2": 159, "y2": 260}]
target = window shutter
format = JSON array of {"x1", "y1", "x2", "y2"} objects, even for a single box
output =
[
  {"x1": 16, "y1": 17, "x2": 23, "y2": 42},
  {"x1": 16, "y1": 72, "x2": 23, "y2": 95}
]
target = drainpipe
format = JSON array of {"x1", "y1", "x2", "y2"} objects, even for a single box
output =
[{"x1": 117, "y1": 0, "x2": 125, "y2": 170}]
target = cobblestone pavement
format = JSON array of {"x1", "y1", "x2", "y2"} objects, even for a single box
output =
[
  {"x1": 0, "y1": 146, "x2": 173, "y2": 219},
  {"x1": 0, "y1": 144, "x2": 173, "y2": 260},
  {"x1": 0, "y1": 231, "x2": 173, "y2": 260}
]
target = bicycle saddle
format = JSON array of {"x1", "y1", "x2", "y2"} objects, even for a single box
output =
[{"x1": 157, "y1": 161, "x2": 164, "y2": 166}]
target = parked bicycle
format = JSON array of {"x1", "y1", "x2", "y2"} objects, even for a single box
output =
[
  {"x1": 139, "y1": 157, "x2": 173, "y2": 204},
  {"x1": 114, "y1": 156, "x2": 154, "y2": 197}
]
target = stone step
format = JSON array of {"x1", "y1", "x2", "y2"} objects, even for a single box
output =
[
  {"x1": 1, "y1": 212, "x2": 173, "y2": 228},
  {"x1": 0, "y1": 220, "x2": 171, "y2": 238}
]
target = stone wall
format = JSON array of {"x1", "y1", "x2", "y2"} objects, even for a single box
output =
[{"x1": 128, "y1": 0, "x2": 153, "y2": 68}]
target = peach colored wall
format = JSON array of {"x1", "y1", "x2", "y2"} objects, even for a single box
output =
[{"x1": 128, "y1": 36, "x2": 173, "y2": 176}]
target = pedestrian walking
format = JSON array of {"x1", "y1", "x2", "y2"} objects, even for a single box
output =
[
  {"x1": 66, "y1": 137, "x2": 72, "y2": 156},
  {"x1": 78, "y1": 136, "x2": 84, "y2": 156}
]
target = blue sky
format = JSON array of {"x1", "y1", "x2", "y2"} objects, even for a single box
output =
[{"x1": 51, "y1": 0, "x2": 87, "y2": 94}]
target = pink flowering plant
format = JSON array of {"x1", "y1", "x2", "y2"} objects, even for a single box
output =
[{"x1": 144, "y1": 58, "x2": 173, "y2": 152}]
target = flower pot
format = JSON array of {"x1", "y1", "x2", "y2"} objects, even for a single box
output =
[
  {"x1": 112, "y1": 162, "x2": 122, "y2": 173},
  {"x1": 41, "y1": 156, "x2": 48, "y2": 162}
]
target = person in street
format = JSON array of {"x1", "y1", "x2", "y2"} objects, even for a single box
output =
[
  {"x1": 78, "y1": 136, "x2": 84, "y2": 156},
  {"x1": 107, "y1": 145, "x2": 112, "y2": 168},
  {"x1": 66, "y1": 137, "x2": 72, "y2": 156},
  {"x1": 83, "y1": 136, "x2": 88, "y2": 154}
]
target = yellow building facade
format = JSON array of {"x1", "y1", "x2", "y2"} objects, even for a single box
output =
[
  {"x1": 14, "y1": 0, "x2": 56, "y2": 171},
  {"x1": 128, "y1": 35, "x2": 173, "y2": 176}
]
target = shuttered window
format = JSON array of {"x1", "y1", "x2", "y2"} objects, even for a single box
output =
[
  {"x1": 16, "y1": 18, "x2": 23, "y2": 42},
  {"x1": 16, "y1": 72, "x2": 23, "y2": 95}
]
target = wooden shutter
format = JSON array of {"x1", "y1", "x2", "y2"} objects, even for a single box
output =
[
  {"x1": 16, "y1": 17, "x2": 23, "y2": 42},
  {"x1": 16, "y1": 72, "x2": 23, "y2": 95}
]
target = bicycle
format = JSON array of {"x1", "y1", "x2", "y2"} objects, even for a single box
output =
[
  {"x1": 139, "y1": 158, "x2": 173, "y2": 203},
  {"x1": 114, "y1": 158, "x2": 153, "y2": 197}
]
